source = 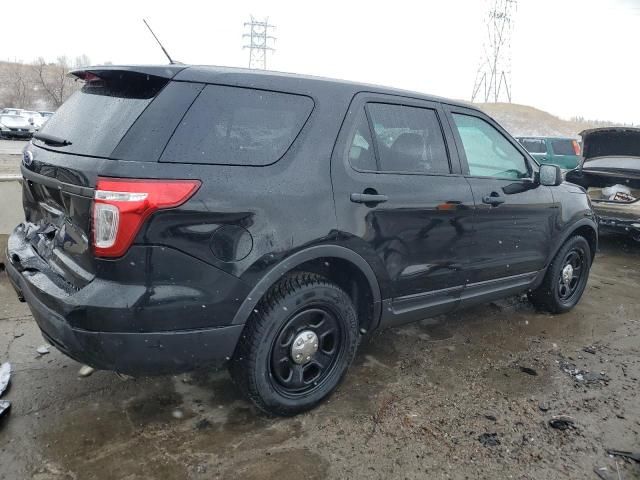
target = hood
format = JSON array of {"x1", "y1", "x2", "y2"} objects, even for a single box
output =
[{"x1": 580, "y1": 127, "x2": 640, "y2": 162}]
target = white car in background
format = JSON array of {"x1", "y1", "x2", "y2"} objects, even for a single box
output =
[
  {"x1": 0, "y1": 114, "x2": 35, "y2": 139},
  {"x1": 22, "y1": 111, "x2": 46, "y2": 130}
]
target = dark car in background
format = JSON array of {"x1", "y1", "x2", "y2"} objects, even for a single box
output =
[
  {"x1": 517, "y1": 136, "x2": 582, "y2": 170},
  {"x1": 6, "y1": 65, "x2": 597, "y2": 415},
  {"x1": 566, "y1": 127, "x2": 640, "y2": 241}
]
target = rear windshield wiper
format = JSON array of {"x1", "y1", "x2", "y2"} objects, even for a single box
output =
[{"x1": 33, "y1": 132, "x2": 73, "y2": 147}]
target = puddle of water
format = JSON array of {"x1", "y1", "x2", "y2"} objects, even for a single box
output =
[
  {"x1": 125, "y1": 381, "x2": 192, "y2": 426},
  {"x1": 36, "y1": 398, "x2": 189, "y2": 480},
  {"x1": 324, "y1": 332, "x2": 401, "y2": 415}
]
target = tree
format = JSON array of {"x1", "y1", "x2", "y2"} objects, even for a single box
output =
[
  {"x1": 74, "y1": 54, "x2": 91, "y2": 69},
  {"x1": 33, "y1": 56, "x2": 83, "y2": 108},
  {"x1": 4, "y1": 61, "x2": 34, "y2": 108}
]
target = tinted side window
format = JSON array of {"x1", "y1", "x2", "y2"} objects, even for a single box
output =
[
  {"x1": 367, "y1": 103, "x2": 450, "y2": 174},
  {"x1": 452, "y1": 113, "x2": 529, "y2": 179},
  {"x1": 347, "y1": 109, "x2": 376, "y2": 171},
  {"x1": 161, "y1": 85, "x2": 313, "y2": 166},
  {"x1": 519, "y1": 138, "x2": 547, "y2": 154}
]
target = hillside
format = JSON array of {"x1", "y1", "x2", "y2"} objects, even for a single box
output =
[{"x1": 474, "y1": 103, "x2": 625, "y2": 139}]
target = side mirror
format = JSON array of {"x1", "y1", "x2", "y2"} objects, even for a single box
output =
[{"x1": 539, "y1": 164, "x2": 563, "y2": 186}]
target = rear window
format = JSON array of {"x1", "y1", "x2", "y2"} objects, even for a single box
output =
[
  {"x1": 518, "y1": 138, "x2": 547, "y2": 154},
  {"x1": 161, "y1": 85, "x2": 314, "y2": 166},
  {"x1": 35, "y1": 72, "x2": 168, "y2": 157},
  {"x1": 366, "y1": 103, "x2": 450, "y2": 174},
  {"x1": 551, "y1": 139, "x2": 578, "y2": 156}
]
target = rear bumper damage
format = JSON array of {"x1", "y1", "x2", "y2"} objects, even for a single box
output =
[{"x1": 5, "y1": 227, "x2": 247, "y2": 375}]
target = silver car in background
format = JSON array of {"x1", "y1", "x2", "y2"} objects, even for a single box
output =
[
  {"x1": 0, "y1": 114, "x2": 35, "y2": 139},
  {"x1": 22, "y1": 111, "x2": 46, "y2": 130}
]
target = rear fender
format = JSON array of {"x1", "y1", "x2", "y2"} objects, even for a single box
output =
[{"x1": 231, "y1": 245, "x2": 382, "y2": 328}]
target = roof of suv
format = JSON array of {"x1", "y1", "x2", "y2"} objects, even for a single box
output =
[{"x1": 70, "y1": 64, "x2": 480, "y2": 113}]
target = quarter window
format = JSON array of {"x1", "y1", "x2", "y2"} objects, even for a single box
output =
[
  {"x1": 347, "y1": 109, "x2": 376, "y2": 171},
  {"x1": 452, "y1": 114, "x2": 529, "y2": 179},
  {"x1": 366, "y1": 103, "x2": 450, "y2": 174},
  {"x1": 161, "y1": 85, "x2": 313, "y2": 166}
]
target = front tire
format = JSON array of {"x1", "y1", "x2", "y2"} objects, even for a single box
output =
[
  {"x1": 529, "y1": 235, "x2": 592, "y2": 314},
  {"x1": 229, "y1": 272, "x2": 359, "y2": 416}
]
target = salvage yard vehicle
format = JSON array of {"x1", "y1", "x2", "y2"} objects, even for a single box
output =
[
  {"x1": 566, "y1": 127, "x2": 640, "y2": 241},
  {"x1": 517, "y1": 136, "x2": 582, "y2": 170},
  {"x1": 0, "y1": 114, "x2": 35, "y2": 139},
  {"x1": 6, "y1": 65, "x2": 597, "y2": 415}
]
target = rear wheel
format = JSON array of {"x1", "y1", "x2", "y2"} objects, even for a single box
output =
[
  {"x1": 229, "y1": 272, "x2": 359, "y2": 416},
  {"x1": 529, "y1": 235, "x2": 591, "y2": 313}
]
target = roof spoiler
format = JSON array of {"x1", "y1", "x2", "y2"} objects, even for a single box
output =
[{"x1": 69, "y1": 65, "x2": 187, "y2": 81}]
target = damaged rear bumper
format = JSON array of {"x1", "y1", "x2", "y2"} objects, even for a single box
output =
[{"x1": 5, "y1": 228, "x2": 246, "y2": 375}]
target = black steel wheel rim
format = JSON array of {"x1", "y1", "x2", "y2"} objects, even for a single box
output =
[
  {"x1": 270, "y1": 306, "x2": 345, "y2": 397},
  {"x1": 557, "y1": 247, "x2": 585, "y2": 302}
]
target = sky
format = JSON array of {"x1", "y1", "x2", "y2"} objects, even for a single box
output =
[{"x1": 4, "y1": 0, "x2": 640, "y2": 124}]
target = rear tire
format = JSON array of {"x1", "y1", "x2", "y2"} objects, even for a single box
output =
[
  {"x1": 528, "y1": 235, "x2": 591, "y2": 314},
  {"x1": 229, "y1": 272, "x2": 359, "y2": 416}
]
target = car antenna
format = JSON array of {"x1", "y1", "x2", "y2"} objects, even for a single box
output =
[{"x1": 143, "y1": 19, "x2": 181, "y2": 65}]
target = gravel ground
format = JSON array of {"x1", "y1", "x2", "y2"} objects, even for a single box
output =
[{"x1": 0, "y1": 234, "x2": 639, "y2": 479}]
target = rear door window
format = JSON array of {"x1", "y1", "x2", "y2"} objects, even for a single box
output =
[
  {"x1": 519, "y1": 138, "x2": 547, "y2": 154},
  {"x1": 161, "y1": 85, "x2": 314, "y2": 166},
  {"x1": 366, "y1": 103, "x2": 450, "y2": 174}
]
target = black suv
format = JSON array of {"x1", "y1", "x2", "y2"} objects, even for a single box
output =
[{"x1": 6, "y1": 65, "x2": 597, "y2": 415}]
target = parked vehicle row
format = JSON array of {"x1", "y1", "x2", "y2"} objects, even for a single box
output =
[{"x1": 6, "y1": 65, "x2": 597, "y2": 416}]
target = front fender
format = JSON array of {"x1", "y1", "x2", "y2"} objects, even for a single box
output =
[{"x1": 547, "y1": 217, "x2": 598, "y2": 267}]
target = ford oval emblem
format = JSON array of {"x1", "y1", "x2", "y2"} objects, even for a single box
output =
[{"x1": 23, "y1": 150, "x2": 33, "y2": 166}]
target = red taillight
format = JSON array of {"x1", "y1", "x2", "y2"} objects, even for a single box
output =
[
  {"x1": 92, "y1": 178, "x2": 201, "y2": 258},
  {"x1": 572, "y1": 140, "x2": 581, "y2": 156}
]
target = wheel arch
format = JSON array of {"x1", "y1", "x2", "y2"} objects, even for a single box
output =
[
  {"x1": 232, "y1": 245, "x2": 383, "y2": 333},
  {"x1": 548, "y1": 218, "x2": 598, "y2": 268}
]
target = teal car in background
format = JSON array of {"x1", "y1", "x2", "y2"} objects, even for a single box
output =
[{"x1": 516, "y1": 136, "x2": 582, "y2": 169}]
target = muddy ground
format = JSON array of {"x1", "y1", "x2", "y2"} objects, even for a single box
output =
[{"x1": 0, "y1": 234, "x2": 639, "y2": 479}]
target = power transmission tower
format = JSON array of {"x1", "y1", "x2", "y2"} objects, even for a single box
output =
[
  {"x1": 243, "y1": 16, "x2": 276, "y2": 70},
  {"x1": 471, "y1": 0, "x2": 517, "y2": 103}
]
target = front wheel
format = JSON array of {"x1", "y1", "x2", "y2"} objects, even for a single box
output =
[
  {"x1": 229, "y1": 272, "x2": 359, "y2": 416},
  {"x1": 529, "y1": 235, "x2": 592, "y2": 314}
]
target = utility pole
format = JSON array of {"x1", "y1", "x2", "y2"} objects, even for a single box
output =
[
  {"x1": 243, "y1": 16, "x2": 276, "y2": 70},
  {"x1": 471, "y1": 0, "x2": 517, "y2": 103}
]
